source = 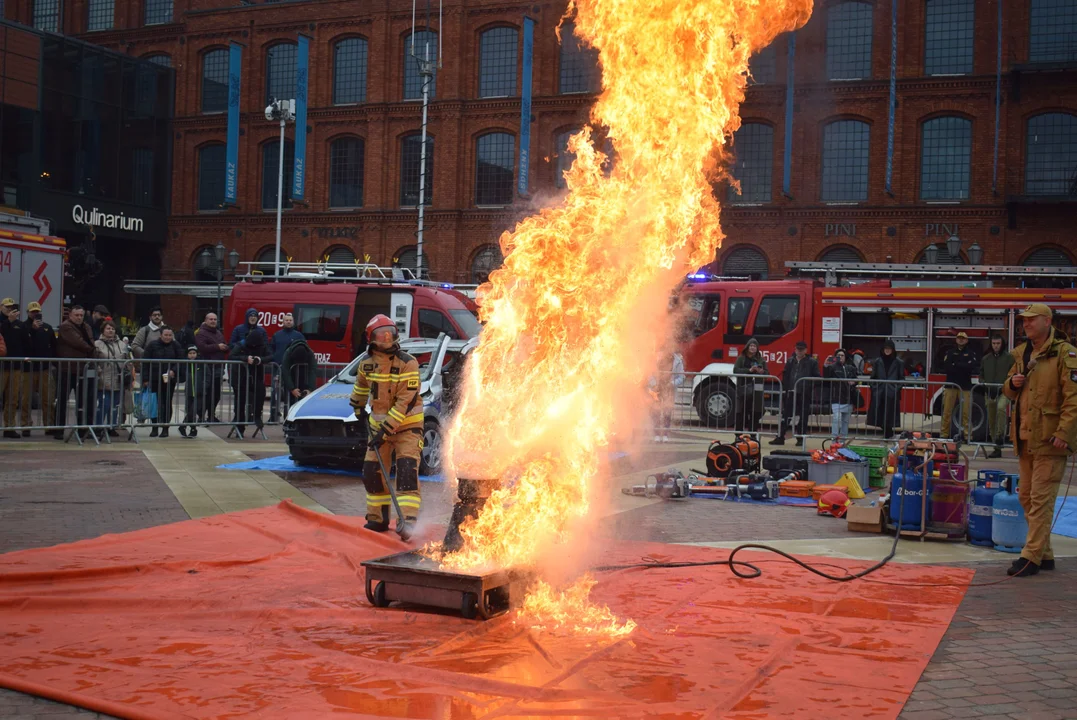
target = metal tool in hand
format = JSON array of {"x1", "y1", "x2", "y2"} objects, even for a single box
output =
[{"x1": 344, "y1": 415, "x2": 410, "y2": 540}]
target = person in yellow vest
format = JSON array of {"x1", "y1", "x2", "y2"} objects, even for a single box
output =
[
  {"x1": 349, "y1": 315, "x2": 424, "y2": 537},
  {"x1": 1003, "y1": 303, "x2": 1077, "y2": 577}
]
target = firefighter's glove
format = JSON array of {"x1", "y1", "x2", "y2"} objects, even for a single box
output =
[{"x1": 370, "y1": 427, "x2": 387, "y2": 448}]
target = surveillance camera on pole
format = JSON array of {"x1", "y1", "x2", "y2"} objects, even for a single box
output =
[{"x1": 267, "y1": 98, "x2": 295, "y2": 278}]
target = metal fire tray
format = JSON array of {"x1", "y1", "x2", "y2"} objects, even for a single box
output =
[{"x1": 361, "y1": 550, "x2": 523, "y2": 620}]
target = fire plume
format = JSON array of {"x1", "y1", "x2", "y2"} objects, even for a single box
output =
[{"x1": 443, "y1": 0, "x2": 813, "y2": 620}]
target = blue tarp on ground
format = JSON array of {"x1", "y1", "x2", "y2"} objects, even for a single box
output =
[
  {"x1": 217, "y1": 455, "x2": 444, "y2": 483},
  {"x1": 689, "y1": 491, "x2": 817, "y2": 507},
  {"x1": 1053, "y1": 496, "x2": 1077, "y2": 539}
]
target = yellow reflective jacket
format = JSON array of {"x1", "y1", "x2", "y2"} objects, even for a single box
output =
[
  {"x1": 349, "y1": 348, "x2": 423, "y2": 433},
  {"x1": 1003, "y1": 329, "x2": 1077, "y2": 456}
]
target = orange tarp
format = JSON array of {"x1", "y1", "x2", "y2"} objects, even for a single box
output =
[{"x1": 0, "y1": 501, "x2": 972, "y2": 719}]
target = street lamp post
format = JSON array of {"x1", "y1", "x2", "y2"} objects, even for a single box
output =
[
  {"x1": 265, "y1": 98, "x2": 296, "y2": 279},
  {"x1": 199, "y1": 242, "x2": 241, "y2": 321}
]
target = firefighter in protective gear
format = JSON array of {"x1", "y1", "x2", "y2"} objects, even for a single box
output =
[{"x1": 349, "y1": 315, "x2": 424, "y2": 534}]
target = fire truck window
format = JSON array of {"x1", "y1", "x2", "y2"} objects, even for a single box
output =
[
  {"x1": 727, "y1": 298, "x2": 754, "y2": 335},
  {"x1": 294, "y1": 304, "x2": 349, "y2": 342},
  {"x1": 417, "y1": 309, "x2": 460, "y2": 339},
  {"x1": 753, "y1": 296, "x2": 799, "y2": 336},
  {"x1": 692, "y1": 294, "x2": 721, "y2": 335}
]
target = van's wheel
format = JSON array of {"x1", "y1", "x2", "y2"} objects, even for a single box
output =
[
  {"x1": 420, "y1": 419, "x2": 442, "y2": 476},
  {"x1": 695, "y1": 380, "x2": 735, "y2": 428}
]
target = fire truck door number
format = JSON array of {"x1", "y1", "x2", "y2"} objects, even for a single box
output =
[{"x1": 761, "y1": 350, "x2": 788, "y2": 365}]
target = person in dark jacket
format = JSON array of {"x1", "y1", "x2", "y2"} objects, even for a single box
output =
[
  {"x1": 939, "y1": 331, "x2": 978, "y2": 441},
  {"x1": 90, "y1": 305, "x2": 110, "y2": 340},
  {"x1": 143, "y1": 326, "x2": 185, "y2": 437},
  {"x1": 281, "y1": 338, "x2": 317, "y2": 417},
  {"x1": 772, "y1": 341, "x2": 819, "y2": 446},
  {"x1": 1, "y1": 298, "x2": 31, "y2": 437},
  {"x1": 175, "y1": 320, "x2": 197, "y2": 353},
  {"x1": 229, "y1": 317, "x2": 271, "y2": 437},
  {"x1": 26, "y1": 302, "x2": 57, "y2": 431},
  {"x1": 55, "y1": 305, "x2": 97, "y2": 439},
  {"x1": 825, "y1": 348, "x2": 858, "y2": 441},
  {"x1": 178, "y1": 345, "x2": 204, "y2": 438},
  {"x1": 867, "y1": 339, "x2": 905, "y2": 439},
  {"x1": 229, "y1": 307, "x2": 261, "y2": 348},
  {"x1": 269, "y1": 313, "x2": 304, "y2": 422},
  {"x1": 732, "y1": 338, "x2": 769, "y2": 433},
  {"x1": 980, "y1": 334, "x2": 1014, "y2": 457},
  {"x1": 194, "y1": 312, "x2": 228, "y2": 423}
]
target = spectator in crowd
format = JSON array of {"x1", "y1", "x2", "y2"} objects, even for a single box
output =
[
  {"x1": 1, "y1": 298, "x2": 31, "y2": 437},
  {"x1": 825, "y1": 348, "x2": 858, "y2": 442},
  {"x1": 649, "y1": 347, "x2": 684, "y2": 443},
  {"x1": 56, "y1": 305, "x2": 96, "y2": 439},
  {"x1": 26, "y1": 302, "x2": 57, "y2": 432},
  {"x1": 282, "y1": 337, "x2": 318, "y2": 413},
  {"x1": 981, "y1": 334, "x2": 1014, "y2": 458},
  {"x1": 90, "y1": 305, "x2": 110, "y2": 341},
  {"x1": 867, "y1": 339, "x2": 905, "y2": 439},
  {"x1": 772, "y1": 341, "x2": 818, "y2": 446},
  {"x1": 176, "y1": 320, "x2": 197, "y2": 353},
  {"x1": 194, "y1": 312, "x2": 228, "y2": 423},
  {"x1": 229, "y1": 310, "x2": 271, "y2": 437},
  {"x1": 733, "y1": 338, "x2": 769, "y2": 434},
  {"x1": 179, "y1": 345, "x2": 204, "y2": 438},
  {"x1": 939, "y1": 331, "x2": 979, "y2": 442},
  {"x1": 143, "y1": 326, "x2": 184, "y2": 438},
  {"x1": 269, "y1": 313, "x2": 304, "y2": 422},
  {"x1": 131, "y1": 306, "x2": 164, "y2": 359},
  {"x1": 93, "y1": 319, "x2": 129, "y2": 437}
]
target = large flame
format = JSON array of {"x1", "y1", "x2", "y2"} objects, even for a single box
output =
[{"x1": 443, "y1": 0, "x2": 813, "y2": 619}]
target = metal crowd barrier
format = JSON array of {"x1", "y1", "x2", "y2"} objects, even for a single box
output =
[
  {"x1": 968, "y1": 381, "x2": 1013, "y2": 458},
  {"x1": 655, "y1": 370, "x2": 783, "y2": 438}
]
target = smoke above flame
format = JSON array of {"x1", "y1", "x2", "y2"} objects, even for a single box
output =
[{"x1": 443, "y1": 0, "x2": 813, "y2": 623}]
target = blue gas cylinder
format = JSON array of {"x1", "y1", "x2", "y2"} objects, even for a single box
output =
[
  {"x1": 890, "y1": 460, "x2": 931, "y2": 531},
  {"x1": 969, "y1": 470, "x2": 1004, "y2": 547},
  {"x1": 992, "y1": 474, "x2": 1027, "y2": 553}
]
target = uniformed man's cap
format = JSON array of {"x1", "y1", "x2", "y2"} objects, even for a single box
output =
[
  {"x1": 27, "y1": 302, "x2": 41, "y2": 312},
  {"x1": 0, "y1": 297, "x2": 15, "y2": 307},
  {"x1": 956, "y1": 331, "x2": 969, "y2": 339},
  {"x1": 1019, "y1": 303, "x2": 1053, "y2": 318}
]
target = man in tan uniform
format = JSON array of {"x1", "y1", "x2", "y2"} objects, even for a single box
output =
[{"x1": 1003, "y1": 303, "x2": 1077, "y2": 577}]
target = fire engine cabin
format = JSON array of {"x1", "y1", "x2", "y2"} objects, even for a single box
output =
[{"x1": 678, "y1": 261, "x2": 1077, "y2": 437}]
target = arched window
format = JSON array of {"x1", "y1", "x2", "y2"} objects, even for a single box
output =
[
  {"x1": 476, "y1": 132, "x2": 515, "y2": 206},
  {"x1": 924, "y1": 0, "x2": 974, "y2": 75},
  {"x1": 471, "y1": 244, "x2": 504, "y2": 284},
  {"x1": 748, "y1": 44, "x2": 777, "y2": 85},
  {"x1": 262, "y1": 140, "x2": 294, "y2": 210},
  {"x1": 479, "y1": 27, "x2": 518, "y2": 98},
  {"x1": 394, "y1": 246, "x2": 418, "y2": 274},
  {"x1": 326, "y1": 246, "x2": 357, "y2": 265},
  {"x1": 403, "y1": 30, "x2": 437, "y2": 100},
  {"x1": 920, "y1": 116, "x2": 972, "y2": 200},
  {"x1": 559, "y1": 21, "x2": 600, "y2": 94},
  {"x1": 265, "y1": 42, "x2": 297, "y2": 105},
  {"x1": 826, "y1": 1, "x2": 873, "y2": 80},
  {"x1": 1024, "y1": 246, "x2": 1075, "y2": 267},
  {"x1": 144, "y1": 54, "x2": 171, "y2": 67},
  {"x1": 1025, "y1": 113, "x2": 1077, "y2": 196},
  {"x1": 400, "y1": 134, "x2": 434, "y2": 206},
  {"x1": 33, "y1": 0, "x2": 60, "y2": 31},
  {"x1": 256, "y1": 246, "x2": 289, "y2": 267},
  {"x1": 728, "y1": 123, "x2": 773, "y2": 204},
  {"x1": 87, "y1": 0, "x2": 114, "y2": 31},
  {"x1": 819, "y1": 245, "x2": 864, "y2": 263},
  {"x1": 144, "y1": 0, "x2": 172, "y2": 26},
  {"x1": 821, "y1": 120, "x2": 870, "y2": 201},
  {"x1": 197, "y1": 144, "x2": 226, "y2": 211},
  {"x1": 722, "y1": 246, "x2": 769, "y2": 280},
  {"x1": 329, "y1": 137, "x2": 364, "y2": 209},
  {"x1": 917, "y1": 245, "x2": 965, "y2": 264},
  {"x1": 202, "y1": 49, "x2": 229, "y2": 114},
  {"x1": 1030, "y1": 0, "x2": 1077, "y2": 63},
  {"x1": 333, "y1": 38, "x2": 368, "y2": 105},
  {"x1": 555, "y1": 129, "x2": 578, "y2": 189}
]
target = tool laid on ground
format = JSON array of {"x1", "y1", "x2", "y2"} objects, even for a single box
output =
[
  {"x1": 622, "y1": 469, "x2": 693, "y2": 499},
  {"x1": 706, "y1": 435, "x2": 760, "y2": 478}
]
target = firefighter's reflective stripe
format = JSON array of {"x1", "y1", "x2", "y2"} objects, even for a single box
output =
[
  {"x1": 397, "y1": 496, "x2": 421, "y2": 510},
  {"x1": 387, "y1": 407, "x2": 406, "y2": 423},
  {"x1": 366, "y1": 493, "x2": 391, "y2": 505}
]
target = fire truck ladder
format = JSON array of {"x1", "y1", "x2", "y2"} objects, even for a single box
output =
[{"x1": 785, "y1": 261, "x2": 1077, "y2": 287}]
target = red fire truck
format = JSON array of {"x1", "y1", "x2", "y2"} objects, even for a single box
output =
[{"x1": 677, "y1": 261, "x2": 1077, "y2": 437}]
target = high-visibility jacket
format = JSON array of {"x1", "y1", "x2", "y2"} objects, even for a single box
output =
[{"x1": 349, "y1": 347, "x2": 423, "y2": 433}]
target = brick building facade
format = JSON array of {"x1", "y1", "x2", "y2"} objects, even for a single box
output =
[{"x1": 2, "y1": 0, "x2": 1076, "y2": 320}]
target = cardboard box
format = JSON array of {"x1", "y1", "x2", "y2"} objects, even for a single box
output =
[{"x1": 846, "y1": 502, "x2": 885, "y2": 533}]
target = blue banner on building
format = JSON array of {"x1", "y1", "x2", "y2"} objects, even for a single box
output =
[
  {"x1": 224, "y1": 42, "x2": 242, "y2": 206},
  {"x1": 518, "y1": 16, "x2": 535, "y2": 197},
  {"x1": 292, "y1": 34, "x2": 310, "y2": 202}
]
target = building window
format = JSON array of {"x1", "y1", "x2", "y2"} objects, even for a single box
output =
[
  {"x1": 479, "y1": 27, "x2": 518, "y2": 98},
  {"x1": 722, "y1": 246, "x2": 769, "y2": 280},
  {"x1": 728, "y1": 123, "x2": 773, "y2": 204},
  {"x1": 476, "y1": 132, "x2": 515, "y2": 206},
  {"x1": 920, "y1": 116, "x2": 971, "y2": 201},
  {"x1": 1025, "y1": 113, "x2": 1077, "y2": 196},
  {"x1": 559, "y1": 21, "x2": 600, "y2": 94},
  {"x1": 826, "y1": 1, "x2": 873, "y2": 80},
  {"x1": 333, "y1": 38, "x2": 368, "y2": 105},
  {"x1": 329, "y1": 137, "x2": 364, "y2": 209},
  {"x1": 1030, "y1": 0, "x2": 1077, "y2": 64},
  {"x1": 202, "y1": 49, "x2": 229, "y2": 114},
  {"x1": 256, "y1": 246, "x2": 289, "y2": 266},
  {"x1": 132, "y1": 148, "x2": 153, "y2": 205},
  {"x1": 144, "y1": 54, "x2": 171, "y2": 67},
  {"x1": 87, "y1": 0, "x2": 114, "y2": 31},
  {"x1": 748, "y1": 44, "x2": 778, "y2": 85},
  {"x1": 144, "y1": 0, "x2": 172, "y2": 26},
  {"x1": 326, "y1": 246, "x2": 357, "y2": 265},
  {"x1": 265, "y1": 43, "x2": 297, "y2": 105},
  {"x1": 924, "y1": 0, "x2": 974, "y2": 75},
  {"x1": 198, "y1": 144, "x2": 226, "y2": 211},
  {"x1": 33, "y1": 0, "x2": 59, "y2": 31},
  {"x1": 555, "y1": 129, "x2": 577, "y2": 189},
  {"x1": 400, "y1": 134, "x2": 434, "y2": 206},
  {"x1": 262, "y1": 140, "x2": 295, "y2": 210},
  {"x1": 394, "y1": 246, "x2": 418, "y2": 274},
  {"x1": 819, "y1": 245, "x2": 864, "y2": 263},
  {"x1": 403, "y1": 30, "x2": 437, "y2": 100},
  {"x1": 1024, "y1": 246, "x2": 1075, "y2": 266},
  {"x1": 471, "y1": 244, "x2": 504, "y2": 284},
  {"x1": 821, "y1": 119, "x2": 870, "y2": 202}
]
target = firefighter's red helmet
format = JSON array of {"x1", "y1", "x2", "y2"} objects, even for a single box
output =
[
  {"x1": 817, "y1": 490, "x2": 851, "y2": 518},
  {"x1": 366, "y1": 314, "x2": 398, "y2": 344}
]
